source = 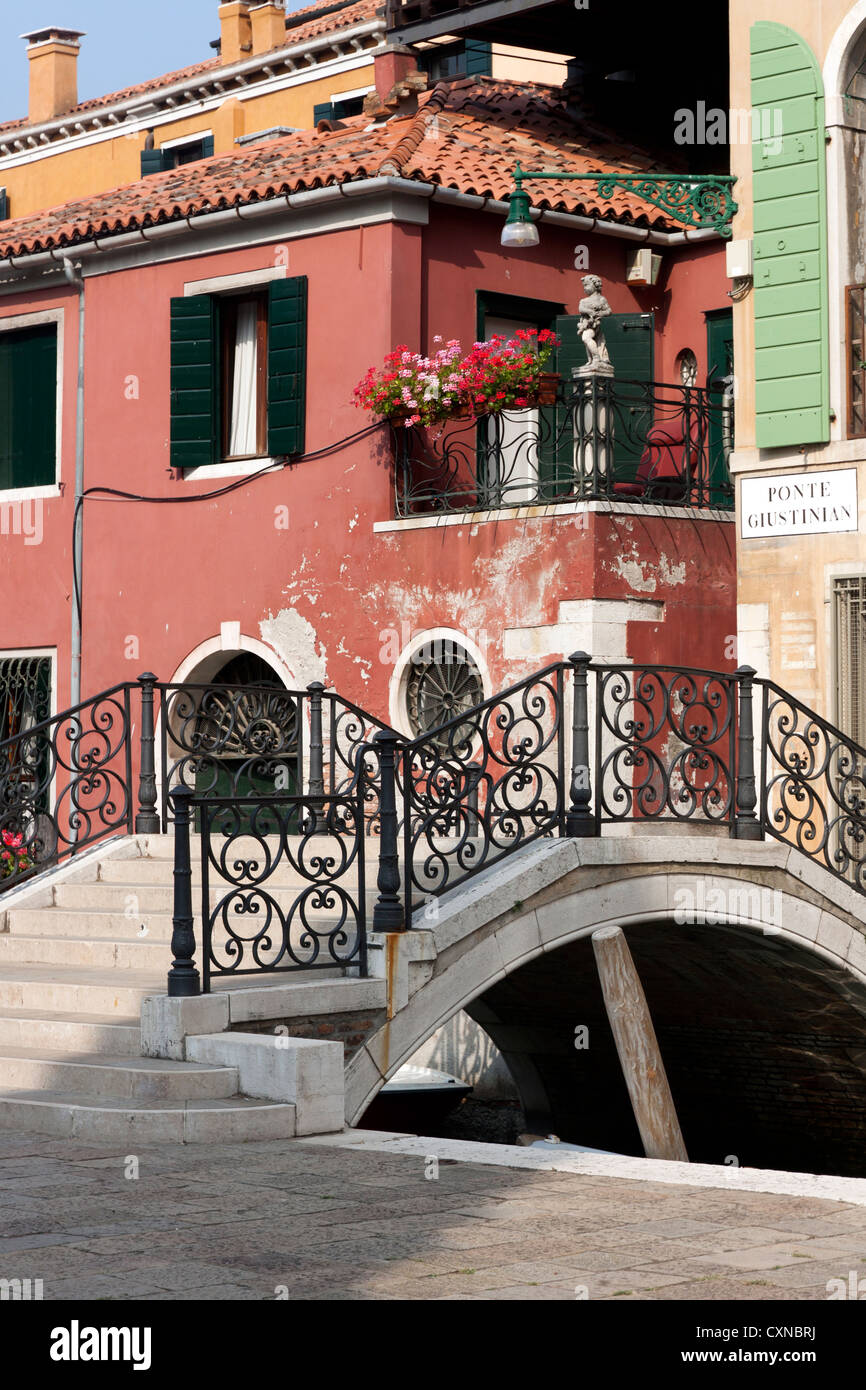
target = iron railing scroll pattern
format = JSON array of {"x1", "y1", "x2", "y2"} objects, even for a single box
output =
[
  {"x1": 196, "y1": 793, "x2": 367, "y2": 992},
  {"x1": 0, "y1": 684, "x2": 133, "y2": 886},
  {"x1": 401, "y1": 662, "x2": 566, "y2": 918},
  {"x1": 595, "y1": 666, "x2": 736, "y2": 825},
  {"x1": 761, "y1": 681, "x2": 866, "y2": 892}
]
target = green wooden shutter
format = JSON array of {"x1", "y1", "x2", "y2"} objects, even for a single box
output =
[
  {"x1": 267, "y1": 277, "x2": 307, "y2": 458},
  {"x1": 170, "y1": 295, "x2": 218, "y2": 470},
  {"x1": 539, "y1": 314, "x2": 587, "y2": 499},
  {"x1": 0, "y1": 188, "x2": 8, "y2": 220},
  {"x1": 201, "y1": 135, "x2": 215, "y2": 159},
  {"x1": 465, "y1": 40, "x2": 492, "y2": 76},
  {"x1": 313, "y1": 102, "x2": 334, "y2": 125},
  {"x1": 751, "y1": 21, "x2": 829, "y2": 447},
  {"x1": 0, "y1": 325, "x2": 56, "y2": 490},
  {"x1": 140, "y1": 148, "x2": 166, "y2": 177}
]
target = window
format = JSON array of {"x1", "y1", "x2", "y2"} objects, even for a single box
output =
[
  {"x1": 0, "y1": 323, "x2": 57, "y2": 491},
  {"x1": 835, "y1": 578, "x2": 866, "y2": 743},
  {"x1": 419, "y1": 39, "x2": 492, "y2": 82},
  {"x1": 313, "y1": 95, "x2": 366, "y2": 125},
  {"x1": 141, "y1": 135, "x2": 215, "y2": 177},
  {"x1": 847, "y1": 285, "x2": 866, "y2": 439},
  {"x1": 170, "y1": 277, "x2": 307, "y2": 470},
  {"x1": 405, "y1": 639, "x2": 485, "y2": 751},
  {"x1": 0, "y1": 655, "x2": 51, "y2": 744},
  {"x1": 677, "y1": 349, "x2": 698, "y2": 387},
  {"x1": 220, "y1": 293, "x2": 268, "y2": 460}
]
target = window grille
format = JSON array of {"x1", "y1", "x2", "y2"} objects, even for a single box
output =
[{"x1": 835, "y1": 577, "x2": 866, "y2": 744}]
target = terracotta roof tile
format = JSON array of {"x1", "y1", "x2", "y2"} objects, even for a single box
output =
[
  {"x1": 0, "y1": 0, "x2": 382, "y2": 137},
  {"x1": 0, "y1": 79, "x2": 685, "y2": 259}
]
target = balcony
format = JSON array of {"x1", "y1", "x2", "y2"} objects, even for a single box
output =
[{"x1": 391, "y1": 377, "x2": 735, "y2": 518}]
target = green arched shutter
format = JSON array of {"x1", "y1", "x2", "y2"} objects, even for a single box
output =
[{"x1": 751, "y1": 21, "x2": 829, "y2": 448}]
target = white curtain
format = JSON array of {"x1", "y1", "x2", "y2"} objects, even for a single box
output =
[{"x1": 229, "y1": 301, "x2": 258, "y2": 456}]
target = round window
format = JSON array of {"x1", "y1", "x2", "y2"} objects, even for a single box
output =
[
  {"x1": 405, "y1": 639, "x2": 484, "y2": 750},
  {"x1": 676, "y1": 349, "x2": 698, "y2": 387}
]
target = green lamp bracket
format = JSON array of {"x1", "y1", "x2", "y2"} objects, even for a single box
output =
[{"x1": 511, "y1": 163, "x2": 739, "y2": 239}]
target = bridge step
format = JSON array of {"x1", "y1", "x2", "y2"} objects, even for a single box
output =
[
  {"x1": 0, "y1": 1008, "x2": 140, "y2": 1056},
  {"x1": 0, "y1": 966, "x2": 164, "y2": 1017},
  {"x1": 0, "y1": 1090, "x2": 297, "y2": 1143},
  {"x1": 0, "y1": 1046, "x2": 239, "y2": 1101},
  {"x1": 0, "y1": 933, "x2": 175, "y2": 973}
]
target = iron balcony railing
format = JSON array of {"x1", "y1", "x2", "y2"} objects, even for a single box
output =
[
  {"x1": 392, "y1": 377, "x2": 734, "y2": 517},
  {"x1": 8, "y1": 656, "x2": 866, "y2": 993},
  {"x1": 0, "y1": 675, "x2": 393, "y2": 893}
]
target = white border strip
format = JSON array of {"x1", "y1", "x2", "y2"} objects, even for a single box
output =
[{"x1": 303, "y1": 1130, "x2": 866, "y2": 1206}]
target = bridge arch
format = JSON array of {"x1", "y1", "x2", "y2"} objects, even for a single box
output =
[{"x1": 349, "y1": 839, "x2": 866, "y2": 1175}]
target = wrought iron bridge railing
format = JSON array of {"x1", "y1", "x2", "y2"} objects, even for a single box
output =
[
  {"x1": 6, "y1": 657, "x2": 866, "y2": 995},
  {"x1": 392, "y1": 378, "x2": 734, "y2": 517}
]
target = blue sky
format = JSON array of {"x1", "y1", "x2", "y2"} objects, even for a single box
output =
[{"x1": 0, "y1": 1, "x2": 313, "y2": 123}]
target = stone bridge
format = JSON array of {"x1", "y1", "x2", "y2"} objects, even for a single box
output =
[{"x1": 1, "y1": 658, "x2": 865, "y2": 1173}]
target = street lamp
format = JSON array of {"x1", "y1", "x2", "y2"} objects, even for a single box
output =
[
  {"x1": 500, "y1": 186, "x2": 540, "y2": 248},
  {"x1": 501, "y1": 162, "x2": 738, "y2": 246}
]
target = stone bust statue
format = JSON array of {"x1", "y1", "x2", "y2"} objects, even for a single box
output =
[{"x1": 577, "y1": 274, "x2": 613, "y2": 375}]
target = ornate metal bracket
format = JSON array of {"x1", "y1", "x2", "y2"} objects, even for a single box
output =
[{"x1": 512, "y1": 163, "x2": 738, "y2": 239}]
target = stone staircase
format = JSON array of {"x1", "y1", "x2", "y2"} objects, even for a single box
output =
[{"x1": 0, "y1": 834, "x2": 387, "y2": 1142}]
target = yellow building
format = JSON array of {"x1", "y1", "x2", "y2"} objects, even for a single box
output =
[
  {"x1": 728, "y1": 0, "x2": 866, "y2": 742},
  {"x1": 0, "y1": 1, "x2": 567, "y2": 222}
]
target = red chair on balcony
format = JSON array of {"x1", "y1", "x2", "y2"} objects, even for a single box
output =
[{"x1": 613, "y1": 409, "x2": 706, "y2": 502}]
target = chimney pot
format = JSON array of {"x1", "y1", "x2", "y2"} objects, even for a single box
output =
[
  {"x1": 249, "y1": 3, "x2": 286, "y2": 56},
  {"x1": 218, "y1": 2, "x2": 253, "y2": 66},
  {"x1": 20, "y1": 27, "x2": 85, "y2": 125}
]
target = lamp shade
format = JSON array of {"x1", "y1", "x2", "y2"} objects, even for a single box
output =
[{"x1": 501, "y1": 188, "x2": 540, "y2": 248}]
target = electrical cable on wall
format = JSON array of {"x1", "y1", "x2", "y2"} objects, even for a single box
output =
[{"x1": 71, "y1": 419, "x2": 386, "y2": 626}]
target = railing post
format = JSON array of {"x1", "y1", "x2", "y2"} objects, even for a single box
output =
[
  {"x1": 306, "y1": 680, "x2": 326, "y2": 832},
  {"x1": 167, "y1": 786, "x2": 201, "y2": 996},
  {"x1": 733, "y1": 665, "x2": 762, "y2": 840},
  {"x1": 566, "y1": 651, "x2": 596, "y2": 837},
  {"x1": 135, "y1": 672, "x2": 160, "y2": 834},
  {"x1": 372, "y1": 730, "x2": 404, "y2": 931}
]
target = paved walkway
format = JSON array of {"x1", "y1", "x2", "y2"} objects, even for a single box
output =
[{"x1": 1, "y1": 1128, "x2": 865, "y2": 1301}]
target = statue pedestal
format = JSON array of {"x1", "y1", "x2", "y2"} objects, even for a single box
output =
[
  {"x1": 577, "y1": 360, "x2": 614, "y2": 379},
  {"x1": 572, "y1": 366, "x2": 615, "y2": 489}
]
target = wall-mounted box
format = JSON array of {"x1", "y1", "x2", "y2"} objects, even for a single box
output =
[
  {"x1": 626, "y1": 247, "x2": 662, "y2": 286},
  {"x1": 726, "y1": 238, "x2": 753, "y2": 278}
]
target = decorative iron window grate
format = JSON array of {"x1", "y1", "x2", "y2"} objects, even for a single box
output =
[
  {"x1": 847, "y1": 285, "x2": 866, "y2": 439},
  {"x1": 406, "y1": 640, "x2": 484, "y2": 752},
  {"x1": 0, "y1": 656, "x2": 51, "y2": 745},
  {"x1": 835, "y1": 578, "x2": 866, "y2": 744}
]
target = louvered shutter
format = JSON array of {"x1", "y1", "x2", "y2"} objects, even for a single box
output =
[
  {"x1": 202, "y1": 135, "x2": 215, "y2": 158},
  {"x1": 170, "y1": 295, "x2": 218, "y2": 470},
  {"x1": 267, "y1": 277, "x2": 307, "y2": 458},
  {"x1": 0, "y1": 325, "x2": 56, "y2": 489},
  {"x1": 751, "y1": 21, "x2": 829, "y2": 447},
  {"x1": 140, "y1": 148, "x2": 166, "y2": 177},
  {"x1": 313, "y1": 102, "x2": 334, "y2": 126}
]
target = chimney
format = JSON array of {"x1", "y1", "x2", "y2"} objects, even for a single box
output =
[
  {"x1": 374, "y1": 45, "x2": 420, "y2": 101},
  {"x1": 20, "y1": 27, "x2": 86, "y2": 125},
  {"x1": 250, "y1": 3, "x2": 286, "y2": 56},
  {"x1": 218, "y1": 3, "x2": 252, "y2": 65}
]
